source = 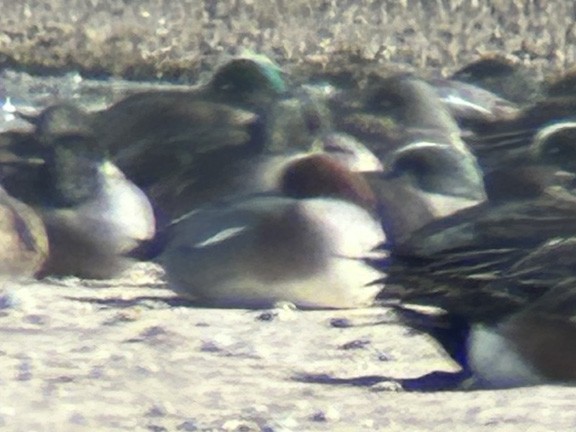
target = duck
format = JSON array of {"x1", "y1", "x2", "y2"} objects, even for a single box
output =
[
  {"x1": 429, "y1": 77, "x2": 520, "y2": 129},
  {"x1": 333, "y1": 74, "x2": 472, "y2": 154},
  {"x1": 83, "y1": 53, "x2": 344, "y2": 224},
  {"x1": 312, "y1": 132, "x2": 383, "y2": 173},
  {"x1": 450, "y1": 56, "x2": 542, "y2": 105},
  {"x1": 390, "y1": 237, "x2": 576, "y2": 390},
  {"x1": 0, "y1": 185, "x2": 48, "y2": 279},
  {"x1": 2, "y1": 103, "x2": 155, "y2": 279},
  {"x1": 377, "y1": 176, "x2": 576, "y2": 389},
  {"x1": 344, "y1": 74, "x2": 486, "y2": 247},
  {"x1": 365, "y1": 141, "x2": 486, "y2": 248},
  {"x1": 84, "y1": 89, "x2": 262, "y2": 236},
  {"x1": 466, "y1": 118, "x2": 576, "y2": 203},
  {"x1": 295, "y1": 188, "x2": 576, "y2": 389},
  {"x1": 0, "y1": 55, "x2": 286, "y2": 220},
  {"x1": 160, "y1": 153, "x2": 387, "y2": 309},
  {"x1": 460, "y1": 69, "x2": 576, "y2": 173}
]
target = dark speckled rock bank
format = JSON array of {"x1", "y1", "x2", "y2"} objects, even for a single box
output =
[{"x1": 0, "y1": 0, "x2": 573, "y2": 82}]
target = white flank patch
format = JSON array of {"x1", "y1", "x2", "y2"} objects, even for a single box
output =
[
  {"x1": 468, "y1": 324, "x2": 546, "y2": 388},
  {"x1": 195, "y1": 226, "x2": 247, "y2": 248}
]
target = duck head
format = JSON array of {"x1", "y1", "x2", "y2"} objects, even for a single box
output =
[
  {"x1": 35, "y1": 104, "x2": 105, "y2": 208},
  {"x1": 279, "y1": 152, "x2": 378, "y2": 212},
  {"x1": 368, "y1": 141, "x2": 486, "y2": 247},
  {"x1": 451, "y1": 56, "x2": 542, "y2": 105},
  {"x1": 207, "y1": 51, "x2": 287, "y2": 109},
  {"x1": 531, "y1": 121, "x2": 576, "y2": 174}
]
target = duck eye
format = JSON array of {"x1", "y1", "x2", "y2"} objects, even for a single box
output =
[
  {"x1": 303, "y1": 108, "x2": 323, "y2": 133},
  {"x1": 540, "y1": 130, "x2": 576, "y2": 169},
  {"x1": 371, "y1": 91, "x2": 403, "y2": 113},
  {"x1": 391, "y1": 154, "x2": 432, "y2": 178},
  {"x1": 386, "y1": 146, "x2": 462, "y2": 195},
  {"x1": 322, "y1": 141, "x2": 350, "y2": 155}
]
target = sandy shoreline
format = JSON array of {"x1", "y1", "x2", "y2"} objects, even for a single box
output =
[{"x1": 1, "y1": 263, "x2": 576, "y2": 431}]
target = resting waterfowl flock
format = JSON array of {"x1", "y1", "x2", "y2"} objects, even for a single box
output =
[{"x1": 3, "y1": 52, "x2": 576, "y2": 390}]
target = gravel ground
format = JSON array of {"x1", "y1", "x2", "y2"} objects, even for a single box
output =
[{"x1": 2, "y1": 1, "x2": 576, "y2": 431}]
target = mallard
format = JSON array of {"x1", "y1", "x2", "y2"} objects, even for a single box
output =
[{"x1": 85, "y1": 53, "x2": 341, "y2": 223}]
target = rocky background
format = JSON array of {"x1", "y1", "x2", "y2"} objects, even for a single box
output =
[
  {"x1": 2, "y1": 1, "x2": 576, "y2": 431},
  {"x1": 0, "y1": 0, "x2": 574, "y2": 82}
]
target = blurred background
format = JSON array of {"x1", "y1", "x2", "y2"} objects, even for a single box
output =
[{"x1": 0, "y1": 0, "x2": 573, "y2": 82}]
